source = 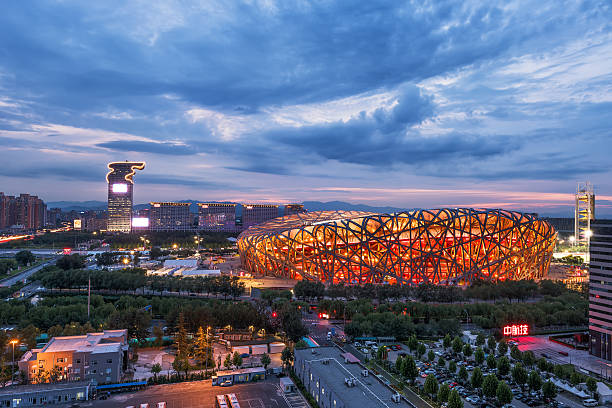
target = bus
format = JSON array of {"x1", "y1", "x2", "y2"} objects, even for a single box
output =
[
  {"x1": 226, "y1": 393, "x2": 241, "y2": 408},
  {"x1": 215, "y1": 395, "x2": 229, "y2": 408}
]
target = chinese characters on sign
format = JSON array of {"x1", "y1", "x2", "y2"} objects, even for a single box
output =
[{"x1": 503, "y1": 324, "x2": 529, "y2": 336}]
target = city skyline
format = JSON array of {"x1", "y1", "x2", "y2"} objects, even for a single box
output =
[{"x1": 0, "y1": 1, "x2": 611, "y2": 217}]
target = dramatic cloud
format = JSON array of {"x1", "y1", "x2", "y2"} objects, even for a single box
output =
[{"x1": 0, "y1": 0, "x2": 610, "y2": 216}]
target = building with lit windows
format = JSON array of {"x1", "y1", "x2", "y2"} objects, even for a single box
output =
[
  {"x1": 149, "y1": 202, "x2": 192, "y2": 231},
  {"x1": 198, "y1": 203, "x2": 238, "y2": 232},
  {"x1": 589, "y1": 219, "x2": 612, "y2": 361},
  {"x1": 238, "y1": 208, "x2": 556, "y2": 285},
  {"x1": 242, "y1": 204, "x2": 279, "y2": 229},
  {"x1": 106, "y1": 161, "x2": 145, "y2": 232},
  {"x1": 284, "y1": 204, "x2": 306, "y2": 216},
  {"x1": 18, "y1": 330, "x2": 128, "y2": 384},
  {"x1": 0, "y1": 192, "x2": 46, "y2": 231}
]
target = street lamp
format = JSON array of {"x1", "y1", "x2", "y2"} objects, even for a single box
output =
[{"x1": 10, "y1": 339, "x2": 18, "y2": 384}]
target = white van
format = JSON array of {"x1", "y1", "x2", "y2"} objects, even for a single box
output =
[{"x1": 583, "y1": 399, "x2": 598, "y2": 407}]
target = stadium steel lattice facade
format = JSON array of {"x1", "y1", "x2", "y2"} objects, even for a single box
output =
[{"x1": 237, "y1": 209, "x2": 556, "y2": 285}]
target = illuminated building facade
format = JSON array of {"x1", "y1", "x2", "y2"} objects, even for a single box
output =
[
  {"x1": 242, "y1": 204, "x2": 279, "y2": 229},
  {"x1": 198, "y1": 203, "x2": 238, "y2": 232},
  {"x1": 106, "y1": 161, "x2": 145, "y2": 233},
  {"x1": 238, "y1": 209, "x2": 556, "y2": 285},
  {"x1": 589, "y1": 219, "x2": 612, "y2": 361},
  {"x1": 150, "y1": 202, "x2": 192, "y2": 231}
]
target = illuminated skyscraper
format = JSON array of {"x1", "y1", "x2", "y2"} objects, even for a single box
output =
[{"x1": 107, "y1": 161, "x2": 145, "y2": 232}]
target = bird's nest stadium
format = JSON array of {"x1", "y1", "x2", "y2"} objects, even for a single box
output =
[{"x1": 237, "y1": 208, "x2": 556, "y2": 285}]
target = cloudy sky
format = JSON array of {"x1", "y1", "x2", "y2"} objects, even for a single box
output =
[{"x1": 0, "y1": 0, "x2": 611, "y2": 216}]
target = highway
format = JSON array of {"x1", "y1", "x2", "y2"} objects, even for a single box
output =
[{"x1": 0, "y1": 258, "x2": 57, "y2": 287}]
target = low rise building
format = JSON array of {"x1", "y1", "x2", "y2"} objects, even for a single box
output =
[
  {"x1": 0, "y1": 381, "x2": 91, "y2": 407},
  {"x1": 18, "y1": 330, "x2": 128, "y2": 384},
  {"x1": 294, "y1": 346, "x2": 411, "y2": 408}
]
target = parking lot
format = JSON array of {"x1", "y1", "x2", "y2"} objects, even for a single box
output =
[{"x1": 83, "y1": 379, "x2": 292, "y2": 408}]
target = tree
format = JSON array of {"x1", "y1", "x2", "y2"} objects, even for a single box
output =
[
  {"x1": 151, "y1": 363, "x2": 162, "y2": 380},
  {"x1": 260, "y1": 353, "x2": 271, "y2": 370},
  {"x1": 417, "y1": 343, "x2": 426, "y2": 360},
  {"x1": 172, "y1": 356, "x2": 190, "y2": 378},
  {"x1": 448, "y1": 389, "x2": 463, "y2": 408},
  {"x1": 56, "y1": 254, "x2": 85, "y2": 270},
  {"x1": 458, "y1": 366, "x2": 468, "y2": 383},
  {"x1": 463, "y1": 344, "x2": 473, "y2": 358},
  {"x1": 438, "y1": 383, "x2": 451, "y2": 403},
  {"x1": 443, "y1": 333, "x2": 452, "y2": 349},
  {"x1": 224, "y1": 353, "x2": 232, "y2": 370},
  {"x1": 153, "y1": 326, "x2": 164, "y2": 347},
  {"x1": 474, "y1": 348, "x2": 485, "y2": 366},
  {"x1": 486, "y1": 353, "x2": 496, "y2": 370},
  {"x1": 522, "y1": 350, "x2": 535, "y2": 367},
  {"x1": 149, "y1": 247, "x2": 162, "y2": 260},
  {"x1": 537, "y1": 357, "x2": 548, "y2": 372},
  {"x1": 408, "y1": 335, "x2": 418, "y2": 353},
  {"x1": 49, "y1": 365, "x2": 62, "y2": 383},
  {"x1": 281, "y1": 347, "x2": 293, "y2": 371},
  {"x1": 483, "y1": 374, "x2": 499, "y2": 399},
  {"x1": 543, "y1": 380, "x2": 557, "y2": 400},
  {"x1": 278, "y1": 302, "x2": 308, "y2": 342},
  {"x1": 510, "y1": 345, "x2": 522, "y2": 361},
  {"x1": 428, "y1": 350, "x2": 435, "y2": 362},
  {"x1": 194, "y1": 327, "x2": 213, "y2": 373},
  {"x1": 15, "y1": 250, "x2": 35, "y2": 266},
  {"x1": 586, "y1": 377, "x2": 597, "y2": 395},
  {"x1": 424, "y1": 374, "x2": 438, "y2": 398},
  {"x1": 487, "y1": 336, "x2": 496, "y2": 351},
  {"x1": 232, "y1": 351, "x2": 243, "y2": 369},
  {"x1": 452, "y1": 336, "x2": 463, "y2": 354},
  {"x1": 497, "y1": 340, "x2": 508, "y2": 356},
  {"x1": 496, "y1": 381, "x2": 513, "y2": 406},
  {"x1": 438, "y1": 356, "x2": 446, "y2": 367},
  {"x1": 471, "y1": 367, "x2": 484, "y2": 389},
  {"x1": 497, "y1": 356, "x2": 510, "y2": 377},
  {"x1": 403, "y1": 355, "x2": 418, "y2": 384},
  {"x1": 476, "y1": 333, "x2": 485, "y2": 347},
  {"x1": 512, "y1": 363, "x2": 528, "y2": 386},
  {"x1": 175, "y1": 313, "x2": 189, "y2": 359},
  {"x1": 528, "y1": 370, "x2": 542, "y2": 391},
  {"x1": 448, "y1": 360, "x2": 457, "y2": 374}
]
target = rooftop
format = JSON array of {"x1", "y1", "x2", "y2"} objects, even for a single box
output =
[
  {"x1": 295, "y1": 347, "x2": 412, "y2": 408},
  {"x1": 20, "y1": 330, "x2": 128, "y2": 359}
]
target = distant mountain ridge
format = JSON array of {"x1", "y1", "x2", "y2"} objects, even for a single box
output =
[{"x1": 301, "y1": 201, "x2": 408, "y2": 213}]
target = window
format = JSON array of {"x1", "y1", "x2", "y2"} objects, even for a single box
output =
[
  {"x1": 105, "y1": 368, "x2": 111, "y2": 374},
  {"x1": 57, "y1": 358, "x2": 66, "y2": 363},
  {"x1": 75, "y1": 359, "x2": 81, "y2": 364},
  {"x1": 92, "y1": 369, "x2": 97, "y2": 374},
  {"x1": 106, "y1": 359, "x2": 113, "y2": 364},
  {"x1": 106, "y1": 376, "x2": 111, "y2": 382},
  {"x1": 92, "y1": 360, "x2": 97, "y2": 365},
  {"x1": 38, "y1": 360, "x2": 45, "y2": 367}
]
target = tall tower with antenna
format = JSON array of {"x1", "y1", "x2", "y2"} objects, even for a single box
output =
[{"x1": 574, "y1": 182, "x2": 595, "y2": 246}]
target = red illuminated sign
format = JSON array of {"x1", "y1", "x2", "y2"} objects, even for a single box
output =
[
  {"x1": 503, "y1": 324, "x2": 528, "y2": 336},
  {"x1": 63, "y1": 248, "x2": 72, "y2": 255}
]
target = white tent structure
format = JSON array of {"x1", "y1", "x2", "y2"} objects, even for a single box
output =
[{"x1": 551, "y1": 378, "x2": 589, "y2": 398}]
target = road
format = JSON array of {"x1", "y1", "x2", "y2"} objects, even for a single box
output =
[
  {"x1": 0, "y1": 258, "x2": 57, "y2": 287},
  {"x1": 85, "y1": 379, "x2": 291, "y2": 408}
]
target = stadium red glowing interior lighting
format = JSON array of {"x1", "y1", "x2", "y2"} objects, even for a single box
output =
[{"x1": 503, "y1": 324, "x2": 529, "y2": 336}]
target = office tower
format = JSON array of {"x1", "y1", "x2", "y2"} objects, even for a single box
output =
[
  {"x1": 575, "y1": 182, "x2": 595, "y2": 246},
  {"x1": 149, "y1": 202, "x2": 192, "y2": 231},
  {"x1": 106, "y1": 161, "x2": 145, "y2": 232},
  {"x1": 198, "y1": 203, "x2": 237, "y2": 232},
  {"x1": 589, "y1": 219, "x2": 612, "y2": 361},
  {"x1": 242, "y1": 204, "x2": 279, "y2": 229},
  {"x1": 284, "y1": 204, "x2": 305, "y2": 216},
  {"x1": 0, "y1": 193, "x2": 46, "y2": 231}
]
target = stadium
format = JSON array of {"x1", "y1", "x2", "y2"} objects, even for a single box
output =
[{"x1": 237, "y1": 208, "x2": 556, "y2": 285}]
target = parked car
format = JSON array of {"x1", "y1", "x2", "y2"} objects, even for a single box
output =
[{"x1": 582, "y1": 399, "x2": 598, "y2": 407}]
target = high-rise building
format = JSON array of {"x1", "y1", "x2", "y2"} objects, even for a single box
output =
[
  {"x1": 589, "y1": 219, "x2": 612, "y2": 361},
  {"x1": 242, "y1": 204, "x2": 279, "y2": 229},
  {"x1": 0, "y1": 192, "x2": 46, "y2": 231},
  {"x1": 106, "y1": 161, "x2": 145, "y2": 233},
  {"x1": 575, "y1": 182, "x2": 595, "y2": 246},
  {"x1": 149, "y1": 202, "x2": 192, "y2": 231},
  {"x1": 198, "y1": 203, "x2": 238, "y2": 232},
  {"x1": 284, "y1": 204, "x2": 305, "y2": 216}
]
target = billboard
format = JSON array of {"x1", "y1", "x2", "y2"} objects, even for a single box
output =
[
  {"x1": 132, "y1": 217, "x2": 149, "y2": 228},
  {"x1": 503, "y1": 324, "x2": 529, "y2": 336},
  {"x1": 73, "y1": 219, "x2": 82, "y2": 230},
  {"x1": 112, "y1": 183, "x2": 128, "y2": 193}
]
